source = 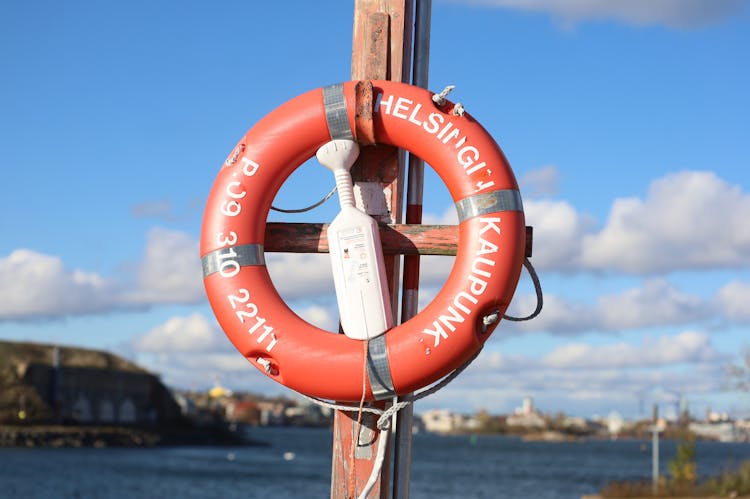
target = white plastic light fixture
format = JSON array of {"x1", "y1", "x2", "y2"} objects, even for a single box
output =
[{"x1": 316, "y1": 139, "x2": 393, "y2": 340}]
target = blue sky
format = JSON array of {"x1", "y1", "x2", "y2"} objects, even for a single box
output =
[{"x1": 1, "y1": 0, "x2": 748, "y2": 419}]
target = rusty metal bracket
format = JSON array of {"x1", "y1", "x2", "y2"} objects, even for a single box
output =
[{"x1": 355, "y1": 80, "x2": 376, "y2": 145}]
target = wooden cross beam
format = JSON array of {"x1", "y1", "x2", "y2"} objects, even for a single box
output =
[{"x1": 265, "y1": 222, "x2": 534, "y2": 258}]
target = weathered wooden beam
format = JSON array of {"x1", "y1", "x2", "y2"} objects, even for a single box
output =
[
  {"x1": 331, "y1": 2, "x2": 413, "y2": 498},
  {"x1": 265, "y1": 223, "x2": 533, "y2": 258}
]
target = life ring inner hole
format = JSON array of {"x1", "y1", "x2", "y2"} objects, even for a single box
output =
[
  {"x1": 265, "y1": 157, "x2": 340, "y2": 333},
  {"x1": 260, "y1": 146, "x2": 463, "y2": 336},
  {"x1": 405, "y1": 158, "x2": 458, "y2": 317}
]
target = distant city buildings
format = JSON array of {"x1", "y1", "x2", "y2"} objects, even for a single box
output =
[
  {"x1": 415, "y1": 397, "x2": 750, "y2": 442},
  {"x1": 421, "y1": 409, "x2": 465, "y2": 433},
  {"x1": 688, "y1": 421, "x2": 737, "y2": 442},
  {"x1": 607, "y1": 411, "x2": 624, "y2": 437},
  {"x1": 506, "y1": 397, "x2": 546, "y2": 429},
  {"x1": 4, "y1": 340, "x2": 748, "y2": 443},
  {"x1": 184, "y1": 390, "x2": 333, "y2": 428},
  {"x1": 689, "y1": 410, "x2": 740, "y2": 442}
]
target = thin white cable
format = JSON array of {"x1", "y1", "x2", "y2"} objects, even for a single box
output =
[{"x1": 357, "y1": 427, "x2": 390, "y2": 499}]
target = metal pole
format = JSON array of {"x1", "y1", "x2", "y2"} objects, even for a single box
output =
[
  {"x1": 394, "y1": 1, "x2": 432, "y2": 498},
  {"x1": 652, "y1": 404, "x2": 659, "y2": 495}
]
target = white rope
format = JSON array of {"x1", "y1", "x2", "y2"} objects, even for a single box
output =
[
  {"x1": 299, "y1": 394, "x2": 386, "y2": 415},
  {"x1": 432, "y1": 85, "x2": 455, "y2": 106},
  {"x1": 299, "y1": 347, "x2": 482, "y2": 497},
  {"x1": 301, "y1": 347, "x2": 481, "y2": 424}
]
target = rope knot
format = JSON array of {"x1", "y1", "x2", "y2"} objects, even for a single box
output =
[{"x1": 432, "y1": 85, "x2": 455, "y2": 106}]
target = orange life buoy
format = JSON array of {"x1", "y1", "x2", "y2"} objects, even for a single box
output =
[{"x1": 200, "y1": 80, "x2": 526, "y2": 402}]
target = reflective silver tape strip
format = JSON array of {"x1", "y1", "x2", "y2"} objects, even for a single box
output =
[
  {"x1": 322, "y1": 83, "x2": 354, "y2": 140},
  {"x1": 201, "y1": 244, "x2": 265, "y2": 278},
  {"x1": 455, "y1": 189, "x2": 523, "y2": 222},
  {"x1": 366, "y1": 335, "x2": 396, "y2": 400}
]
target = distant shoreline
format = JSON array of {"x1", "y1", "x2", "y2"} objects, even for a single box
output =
[{"x1": 0, "y1": 423, "x2": 266, "y2": 448}]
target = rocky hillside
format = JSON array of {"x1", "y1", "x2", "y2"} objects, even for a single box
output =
[
  {"x1": 0, "y1": 340, "x2": 145, "y2": 372},
  {"x1": 0, "y1": 340, "x2": 148, "y2": 424}
]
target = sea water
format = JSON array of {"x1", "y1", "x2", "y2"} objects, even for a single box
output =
[{"x1": 2, "y1": 427, "x2": 749, "y2": 498}]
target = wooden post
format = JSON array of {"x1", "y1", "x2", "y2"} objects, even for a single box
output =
[{"x1": 329, "y1": 1, "x2": 412, "y2": 498}]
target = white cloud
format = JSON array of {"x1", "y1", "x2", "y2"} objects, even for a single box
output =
[
  {"x1": 402, "y1": 170, "x2": 750, "y2": 278},
  {"x1": 541, "y1": 331, "x2": 721, "y2": 369},
  {"x1": 507, "y1": 279, "x2": 712, "y2": 335},
  {"x1": 3, "y1": 170, "x2": 745, "y2": 336},
  {"x1": 417, "y1": 254, "x2": 455, "y2": 289},
  {"x1": 581, "y1": 171, "x2": 750, "y2": 274},
  {"x1": 296, "y1": 303, "x2": 339, "y2": 331},
  {"x1": 163, "y1": 352, "x2": 251, "y2": 372},
  {"x1": 596, "y1": 279, "x2": 710, "y2": 330},
  {"x1": 127, "y1": 316, "x2": 733, "y2": 417},
  {"x1": 125, "y1": 229, "x2": 340, "y2": 307},
  {"x1": 459, "y1": 0, "x2": 746, "y2": 28},
  {"x1": 421, "y1": 206, "x2": 458, "y2": 225},
  {"x1": 0, "y1": 249, "x2": 116, "y2": 320},
  {"x1": 520, "y1": 164, "x2": 560, "y2": 198},
  {"x1": 507, "y1": 293, "x2": 596, "y2": 334},
  {"x1": 715, "y1": 280, "x2": 750, "y2": 323},
  {"x1": 134, "y1": 312, "x2": 224, "y2": 352},
  {"x1": 265, "y1": 252, "x2": 336, "y2": 299},
  {"x1": 424, "y1": 170, "x2": 750, "y2": 275},
  {"x1": 419, "y1": 333, "x2": 728, "y2": 415},
  {"x1": 0, "y1": 230, "x2": 340, "y2": 321},
  {"x1": 469, "y1": 350, "x2": 530, "y2": 372},
  {"x1": 131, "y1": 313, "x2": 263, "y2": 391},
  {"x1": 523, "y1": 199, "x2": 593, "y2": 271},
  {"x1": 127, "y1": 227, "x2": 204, "y2": 305},
  {"x1": 0, "y1": 228, "x2": 204, "y2": 320}
]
